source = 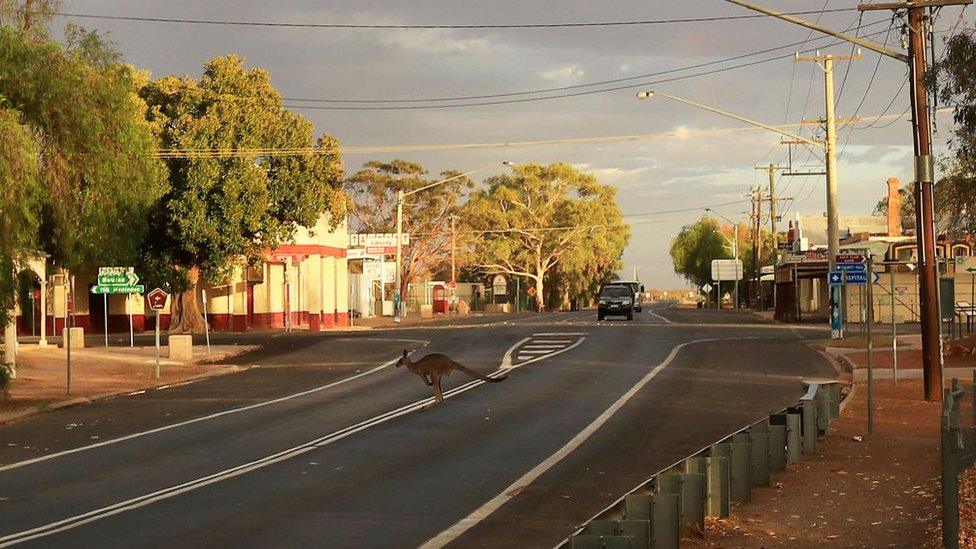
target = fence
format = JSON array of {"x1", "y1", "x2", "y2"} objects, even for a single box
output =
[
  {"x1": 560, "y1": 380, "x2": 842, "y2": 548},
  {"x1": 942, "y1": 372, "x2": 976, "y2": 549}
]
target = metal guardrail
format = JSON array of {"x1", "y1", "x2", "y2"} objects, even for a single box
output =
[
  {"x1": 941, "y1": 372, "x2": 976, "y2": 549},
  {"x1": 559, "y1": 379, "x2": 842, "y2": 548}
]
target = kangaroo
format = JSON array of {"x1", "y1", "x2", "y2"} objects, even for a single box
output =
[{"x1": 396, "y1": 350, "x2": 507, "y2": 404}]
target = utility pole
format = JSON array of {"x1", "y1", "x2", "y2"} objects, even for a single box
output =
[
  {"x1": 857, "y1": 0, "x2": 967, "y2": 402},
  {"x1": 794, "y1": 50, "x2": 861, "y2": 266},
  {"x1": 754, "y1": 164, "x2": 793, "y2": 257},
  {"x1": 450, "y1": 214, "x2": 457, "y2": 284},
  {"x1": 752, "y1": 187, "x2": 764, "y2": 309},
  {"x1": 723, "y1": 0, "x2": 971, "y2": 402}
]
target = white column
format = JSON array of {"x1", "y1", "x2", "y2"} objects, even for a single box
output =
[{"x1": 38, "y1": 277, "x2": 48, "y2": 347}]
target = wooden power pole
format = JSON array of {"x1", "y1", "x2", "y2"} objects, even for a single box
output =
[{"x1": 724, "y1": 0, "x2": 972, "y2": 402}]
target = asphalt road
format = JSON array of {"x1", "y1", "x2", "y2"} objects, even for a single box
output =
[{"x1": 0, "y1": 304, "x2": 835, "y2": 548}]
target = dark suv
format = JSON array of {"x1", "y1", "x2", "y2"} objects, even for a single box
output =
[{"x1": 597, "y1": 285, "x2": 635, "y2": 321}]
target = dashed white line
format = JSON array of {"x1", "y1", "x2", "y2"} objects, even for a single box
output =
[
  {"x1": 0, "y1": 335, "x2": 588, "y2": 546},
  {"x1": 0, "y1": 338, "x2": 431, "y2": 474},
  {"x1": 420, "y1": 337, "x2": 720, "y2": 549}
]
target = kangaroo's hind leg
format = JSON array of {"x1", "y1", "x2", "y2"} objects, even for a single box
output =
[{"x1": 433, "y1": 377, "x2": 444, "y2": 402}]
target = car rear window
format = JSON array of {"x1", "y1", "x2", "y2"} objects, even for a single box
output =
[{"x1": 600, "y1": 287, "x2": 631, "y2": 298}]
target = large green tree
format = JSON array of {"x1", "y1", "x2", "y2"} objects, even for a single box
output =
[
  {"x1": 463, "y1": 163, "x2": 628, "y2": 312},
  {"x1": 346, "y1": 160, "x2": 472, "y2": 297},
  {"x1": 140, "y1": 55, "x2": 347, "y2": 332},
  {"x1": 930, "y1": 27, "x2": 976, "y2": 236},
  {"x1": 0, "y1": 21, "x2": 166, "y2": 324},
  {"x1": 0, "y1": 109, "x2": 42, "y2": 324},
  {"x1": 670, "y1": 217, "x2": 729, "y2": 288}
]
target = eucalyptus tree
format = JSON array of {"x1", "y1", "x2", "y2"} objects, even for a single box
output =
[
  {"x1": 139, "y1": 55, "x2": 347, "y2": 332},
  {"x1": 463, "y1": 163, "x2": 628, "y2": 312}
]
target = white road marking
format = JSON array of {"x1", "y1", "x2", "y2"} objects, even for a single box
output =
[
  {"x1": 529, "y1": 340, "x2": 572, "y2": 344},
  {"x1": 0, "y1": 336, "x2": 588, "y2": 546},
  {"x1": 517, "y1": 350, "x2": 554, "y2": 355},
  {"x1": 420, "y1": 337, "x2": 721, "y2": 549},
  {"x1": 532, "y1": 332, "x2": 587, "y2": 337},
  {"x1": 522, "y1": 345, "x2": 565, "y2": 349},
  {"x1": 645, "y1": 309, "x2": 673, "y2": 324},
  {"x1": 0, "y1": 338, "x2": 431, "y2": 474}
]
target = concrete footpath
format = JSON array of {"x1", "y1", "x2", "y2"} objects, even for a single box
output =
[{"x1": 1, "y1": 342, "x2": 255, "y2": 424}]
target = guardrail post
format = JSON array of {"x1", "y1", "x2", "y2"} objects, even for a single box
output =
[
  {"x1": 707, "y1": 444, "x2": 731, "y2": 518},
  {"x1": 651, "y1": 492, "x2": 680, "y2": 549},
  {"x1": 683, "y1": 457, "x2": 708, "y2": 535},
  {"x1": 750, "y1": 422, "x2": 770, "y2": 486},
  {"x1": 581, "y1": 520, "x2": 649, "y2": 549},
  {"x1": 768, "y1": 414, "x2": 787, "y2": 472},
  {"x1": 786, "y1": 412, "x2": 802, "y2": 464},
  {"x1": 625, "y1": 494, "x2": 652, "y2": 521},
  {"x1": 569, "y1": 534, "x2": 635, "y2": 549},
  {"x1": 815, "y1": 386, "x2": 830, "y2": 434},
  {"x1": 828, "y1": 382, "x2": 841, "y2": 420},
  {"x1": 941, "y1": 386, "x2": 960, "y2": 549},
  {"x1": 730, "y1": 433, "x2": 752, "y2": 503},
  {"x1": 801, "y1": 398, "x2": 817, "y2": 454}
]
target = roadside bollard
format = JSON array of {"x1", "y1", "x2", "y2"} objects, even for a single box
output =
[
  {"x1": 801, "y1": 399, "x2": 817, "y2": 454},
  {"x1": 706, "y1": 455, "x2": 730, "y2": 518},
  {"x1": 786, "y1": 412, "x2": 802, "y2": 464},
  {"x1": 730, "y1": 433, "x2": 752, "y2": 503},
  {"x1": 768, "y1": 418, "x2": 788, "y2": 473},
  {"x1": 749, "y1": 422, "x2": 770, "y2": 486}
]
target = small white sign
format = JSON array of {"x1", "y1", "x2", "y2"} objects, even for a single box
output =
[{"x1": 701, "y1": 283, "x2": 714, "y2": 294}]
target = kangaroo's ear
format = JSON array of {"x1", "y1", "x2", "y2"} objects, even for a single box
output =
[{"x1": 402, "y1": 349, "x2": 409, "y2": 357}]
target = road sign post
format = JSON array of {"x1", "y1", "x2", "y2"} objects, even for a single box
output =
[
  {"x1": 866, "y1": 255, "x2": 874, "y2": 435},
  {"x1": 147, "y1": 288, "x2": 169, "y2": 380},
  {"x1": 202, "y1": 289, "x2": 211, "y2": 357}
]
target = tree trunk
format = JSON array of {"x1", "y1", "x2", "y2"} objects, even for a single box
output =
[
  {"x1": 168, "y1": 267, "x2": 207, "y2": 334},
  {"x1": 534, "y1": 275, "x2": 545, "y2": 312}
]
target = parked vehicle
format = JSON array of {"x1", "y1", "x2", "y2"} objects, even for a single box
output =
[
  {"x1": 597, "y1": 285, "x2": 635, "y2": 321},
  {"x1": 603, "y1": 280, "x2": 644, "y2": 312}
]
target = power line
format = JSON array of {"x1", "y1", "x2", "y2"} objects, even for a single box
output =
[
  {"x1": 281, "y1": 27, "x2": 896, "y2": 111},
  {"x1": 153, "y1": 108, "x2": 928, "y2": 159},
  {"x1": 53, "y1": 8, "x2": 862, "y2": 30},
  {"x1": 285, "y1": 19, "x2": 889, "y2": 105}
]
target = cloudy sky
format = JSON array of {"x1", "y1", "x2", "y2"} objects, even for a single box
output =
[{"x1": 55, "y1": 1, "x2": 971, "y2": 287}]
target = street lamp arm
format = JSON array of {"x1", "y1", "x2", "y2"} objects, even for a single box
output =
[
  {"x1": 404, "y1": 162, "x2": 510, "y2": 197},
  {"x1": 645, "y1": 91, "x2": 822, "y2": 147},
  {"x1": 722, "y1": 0, "x2": 908, "y2": 62}
]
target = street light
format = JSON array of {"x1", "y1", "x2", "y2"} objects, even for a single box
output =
[
  {"x1": 394, "y1": 161, "x2": 514, "y2": 321},
  {"x1": 639, "y1": 90, "x2": 842, "y2": 322},
  {"x1": 705, "y1": 208, "x2": 742, "y2": 310}
]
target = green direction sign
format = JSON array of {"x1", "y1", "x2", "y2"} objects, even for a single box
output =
[
  {"x1": 94, "y1": 267, "x2": 142, "y2": 294},
  {"x1": 91, "y1": 284, "x2": 145, "y2": 295},
  {"x1": 97, "y1": 271, "x2": 139, "y2": 286}
]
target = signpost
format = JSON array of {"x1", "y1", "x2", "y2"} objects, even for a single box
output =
[
  {"x1": 701, "y1": 283, "x2": 714, "y2": 309},
  {"x1": 92, "y1": 268, "x2": 145, "y2": 348},
  {"x1": 711, "y1": 259, "x2": 743, "y2": 310},
  {"x1": 147, "y1": 288, "x2": 169, "y2": 380},
  {"x1": 201, "y1": 289, "x2": 211, "y2": 358},
  {"x1": 832, "y1": 251, "x2": 875, "y2": 433}
]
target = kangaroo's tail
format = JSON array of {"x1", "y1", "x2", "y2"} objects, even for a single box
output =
[{"x1": 455, "y1": 363, "x2": 507, "y2": 382}]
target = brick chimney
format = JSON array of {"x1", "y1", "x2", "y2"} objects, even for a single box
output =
[{"x1": 887, "y1": 177, "x2": 901, "y2": 237}]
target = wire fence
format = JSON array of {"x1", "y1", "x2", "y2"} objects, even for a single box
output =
[{"x1": 941, "y1": 372, "x2": 976, "y2": 549}]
